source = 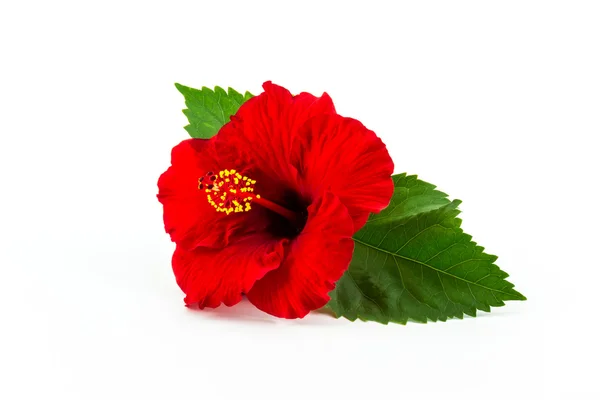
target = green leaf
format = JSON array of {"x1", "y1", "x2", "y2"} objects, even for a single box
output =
[
  {"x1": 327, "y1": 176, "x2": 526, "y2": 324},
  {"x1": 175, "y1": 83, "x2": 254, "y2": 139},
  {"x1": 367, "y1": 173, "x2": 452, "y2": 225}
]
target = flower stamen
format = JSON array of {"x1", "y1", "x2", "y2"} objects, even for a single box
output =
[{"x1": 198, "y1": 169, "x2": 297, "y2": 221}]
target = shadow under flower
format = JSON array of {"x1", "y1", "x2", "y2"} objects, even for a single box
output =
[
  {"x1": 186, "y1": 297, "x2": 276, "y2": 324},
  {"x1": 185, "y1": 297, "x2": 342, "y2": 326}
]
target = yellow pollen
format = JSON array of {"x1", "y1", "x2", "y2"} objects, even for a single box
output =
[{"x1": 199, "y1": 168, "x2": 258, "y2": 214}]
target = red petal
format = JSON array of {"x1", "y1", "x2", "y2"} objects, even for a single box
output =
[
  {"x1": 290, "y1": 114, "x2": 394, "y2": 231},
  {"x1": 157, "y1": 139, "x2": 268, "y2": 249},
  {"x1": 246, "y1": 193, "x2": 355, "y2": 319},
  {"x1": 216, "y1": 82, "x2": 336, "y2": 204},
  {"x1": 172, "y1": 234, "x2": 287, "y2": 308}
]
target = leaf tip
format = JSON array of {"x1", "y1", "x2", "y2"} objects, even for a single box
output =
[
  {"x1": 514, "y1": 291, "x2": 527, "y2": 301},
  {"x1": 174, "y1": 82, "x2": 186, "y2": 92}
]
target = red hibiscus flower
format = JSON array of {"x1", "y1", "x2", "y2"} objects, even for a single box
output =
[{"x1": 157, "y1": 82, "x2": 394, "y2": 318}]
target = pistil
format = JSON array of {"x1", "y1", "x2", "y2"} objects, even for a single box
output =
[
  {"x1": 199, "y1": 169, "x2": 297, "y2": 222},
  {"x1": 252, "y1": 196, "x2": 298, "y2": 222}
]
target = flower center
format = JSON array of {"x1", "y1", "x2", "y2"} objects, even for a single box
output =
[
  {"x1": 198, "y1": 169, "x2": 298, "y2": 222},
  {"x1": 198, "y1": 169, "x2": 256, "y2": 214}
]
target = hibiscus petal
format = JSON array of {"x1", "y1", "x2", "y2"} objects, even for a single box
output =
[
  {"x1": 172, "y1": 234, "x2": 287, "y2": 308},
  {"x1": 216, "y1": 82, "x2": 336, "y2": 203},
  {"x1": 286, "y1": 88, "x2": 336, "y2": 127},
  {"x1": 157, "y1": 139, "x2": 268, "y2": 249},
  {"x1": 246, "y1": 192, "x2": 355, "y2": 319},
  {"x1": 290, "y1": 114, "x2": 394, "y2": 231}
]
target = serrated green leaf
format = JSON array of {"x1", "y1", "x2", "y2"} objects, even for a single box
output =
[
  {"x1": 243, "y1": 91, "x2": 254, "y2": 102},
  {"x1": 328, "y1": 177, "x2": 526, "y2": 324},
  {"x1": 174, "y1": 83, "x2": 254, "y2": 139},
  {"x1": 367, "y1": 173, "x2": 451, "y2": 225}
]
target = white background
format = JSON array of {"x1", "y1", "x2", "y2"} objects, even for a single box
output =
[{"x1": 1, "y1": 1, "x2": 598, "y2": 399}]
